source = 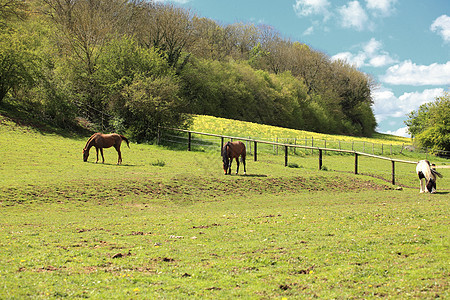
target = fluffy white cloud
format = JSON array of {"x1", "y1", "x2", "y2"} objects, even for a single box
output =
[
  {"x1": 331, "y1": 38, "x2": 396, "y2": 68},
  {"x1": 431, "y1": 14, "x2": 450, "y2": 43},
  {"x1": 338, "y1": 1, "x2": 369, "y2": 31},
  {"x1": 385, "y1": 127, "x2": 409, "y2": 137},
  {"x1": 373, "y1": 87, "x2": 445, "y2": 122},
  {"x1": 365, "y1": 0, "x2": 397, "y2": 16},
  {"x1": 303, "y1": 26, "x2": 314, "y2": 35},
  {"x1": 293, "y1": 0, "x2": 331, "y2": 20},
  {"x1": 382, "y1": 60, "x2": 450, "y2": 85}
]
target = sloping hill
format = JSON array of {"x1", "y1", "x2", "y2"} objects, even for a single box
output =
[{"x1": 190, "y1": 115, "x2": 411, "y2": 145}]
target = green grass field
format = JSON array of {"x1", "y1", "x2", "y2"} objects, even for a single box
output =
[{"x1": 0, "y1": 114, "x2": 448, "y2": 299}]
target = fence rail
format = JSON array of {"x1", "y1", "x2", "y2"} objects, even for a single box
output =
[{"x1": 159, "y1": 127, "x2": 421, "y2": 185}]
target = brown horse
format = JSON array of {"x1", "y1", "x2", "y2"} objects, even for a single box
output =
[
  {"x1": 222, "y1": 141, "x2": 246, "y2": 175},
  {"x1": 83, "y1": 133, "x2": 130, "y2": 164}
]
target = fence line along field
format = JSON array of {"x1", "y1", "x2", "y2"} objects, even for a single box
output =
[
  {"x1": 0, "y1": 114, "x2": 448, "y2": 299},
  {"x1": 189, "y1": 115, "x2": 413, "y2": 155}
]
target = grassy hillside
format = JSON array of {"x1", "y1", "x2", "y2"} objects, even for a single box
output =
[
  {"x1": 190, "y1": 115, "x2": 411, "y2": 145},
  {"x1": 0, "y1": 114, "x2": 449, "y2": 299}
]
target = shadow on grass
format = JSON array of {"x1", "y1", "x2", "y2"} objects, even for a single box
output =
[
  {"x1": 224, "y1": 174, "x2": 268, "y2": 178},
  {"x1": 84, "y1": 161, "x2": 137, "y2": 167}
]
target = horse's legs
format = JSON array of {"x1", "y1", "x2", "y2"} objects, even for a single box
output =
[
  {"x1": 242, "y1": 154, "x2": 246, "y2": 175},
  {"x1": 228, "y1": 159, "x2": 232, "y2": 175},
  {"x1": 117, "y1": 149, "x2": 122, "y2": 165},
  {"x1": 100, "y1": 148, "x2": 105, "y2": 163},
  {"x1": 419, "y1": 178, "x2": 424, "y2": 193},
  {"x1": 95, "y1": 148, "x2": 99, "y2": 163},
  {"x1": 235, "y1": 157, "x2": 240, "y2": 174}
]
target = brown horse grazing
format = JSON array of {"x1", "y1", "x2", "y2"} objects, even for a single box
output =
[
  {"x1": 83, "y1": 133, "x2": 130, "y2": 164},
  {"x1": 222, "y1": 141, "x2": 246, "y2": 175}
]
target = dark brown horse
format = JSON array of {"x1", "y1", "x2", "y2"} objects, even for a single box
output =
[
  {"x1": 83, "y1": 133, "x2": 130, "y2": 164},
  {"x1": 222, "y1": 141, "x2": 246, "y2": 175}
]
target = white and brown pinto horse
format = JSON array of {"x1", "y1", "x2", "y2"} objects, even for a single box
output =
[
  {"x1": 83, "y1": 133, "x2": 129, "y2": 164},
  {"x1": 222, "y1": 141, "x2": 246, "y2": 175},
  {"x1": 416, "y1": 160, "x2": 442, "y2": 193}
]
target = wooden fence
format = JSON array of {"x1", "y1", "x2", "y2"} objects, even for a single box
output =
[{"x1": 159, "y1": 128, "x2": 418, "y2": 185}]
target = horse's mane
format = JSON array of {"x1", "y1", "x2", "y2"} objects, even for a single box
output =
[
  {"x1": 84, "y1": 133, "x2": 99, "y2": 150},
  {"x1": 120, "y1": 135, "x2": 130, "y2": 148}
]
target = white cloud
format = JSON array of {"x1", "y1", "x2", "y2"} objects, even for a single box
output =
[
  {"x1": 303, "y1": 26, "x2": 314, "y2": 35},
  {"x1": 382, "y1": 60, "x2": 450, "y2": 85},
  {"x1": 365, "y1": 0, "x2": 396, "y2": 16},
  {"x1": 431, "y1": 14, "x2": 450, "y2": 43},
  {"x1": 293, "y1": 0, "x2": 331, "y2": 20},
  {"x1": 331, "y1": 38, "x2": 397, "y2": 68},
  {"x1": 385, "y1": 127, "x2": 409, "y2": 138},
  {"x1": 331, "y1": 52, "x2": 366, "y2": 68},
  {"x1": 373, "y1": 87, "x2": 445, "y2": 122},
  {"x1": 338, "y1": 1, "x2": 369, "y2": 31}
]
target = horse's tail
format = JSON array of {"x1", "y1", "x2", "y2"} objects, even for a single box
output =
[
  {"x1": 222, "y1": 142, "x2": 231, "y2": 159},
  {"x1": 431, "y1": 168, "x2": 443, "y2": 178},
  {"x1": 240, "y1": 143, "x2": 246, "y2": 163},
  {"x1": 120, "y1": 135, "x2": 130, "y2": 148}
]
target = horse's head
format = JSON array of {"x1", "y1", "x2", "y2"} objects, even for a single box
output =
[
  {"x1": 223, "y1": 156, "x2": 229, "y2": 174},
  {"x1": 83, "y1": 148, "x2": 89, "y2": 162}
]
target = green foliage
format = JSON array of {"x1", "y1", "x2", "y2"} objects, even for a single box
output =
[
  {"x1": 0, "y1": 30, "x2": 37, "y2": 102},
  {"x1": 405, "y1": 93, "x2": 450, "y2": 152},
  {"x1": 122, "y1": 74, "x2": 189, "y2": 142},
  {"x1": 2, "y1": 0, "x2": 378, "y2": 139}
]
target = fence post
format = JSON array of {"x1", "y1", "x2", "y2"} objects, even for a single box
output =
[
  {"x1": 391, "y1": 160, "x2": 395, "y2": 185},
  {"x1": 221, "y1": 137, "x2": 224, "y2": 150},
  {"x1": 284, "y1": 146, "x2": 288, "y2": 167},
  {"x1": 294, "y1": 138, "x2": 296, "y2": 155},
  {"x1": 188, "y1": 132, "x2": 191, "y2": 151},
  {"x1": 319, "y1": 149, "x2": 322, "y2": 170},
  {"x1": 276, "y1": 137, "x2": 278, "y2": 155},
  {"x1": 354, "y1": 153, "x2": 358, "y2": 174},
  {"x1": 254, "y1": 141, "x2": 257, "y2": 161}
]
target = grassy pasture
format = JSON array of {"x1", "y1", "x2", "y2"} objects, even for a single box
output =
[{"x1": 1, "y1": 115, "x2": 449, "y2": 299}]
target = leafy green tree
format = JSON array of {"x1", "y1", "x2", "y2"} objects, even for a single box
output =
[
  {"x1": 405, "y1": 93, "x2": 450, "y2": 152},
  {"x1": 122, "y1": 74, "x2": 189, "y2": 142},
  {"x1": 0, "y1": 0, "x2": 27, "y2": 29},
  {"x1": 95, "y1": 36, "x2": 189, "y2": 141},
  {"x1": 0, "y1": 31, "x2": 37, "y2": 103}
]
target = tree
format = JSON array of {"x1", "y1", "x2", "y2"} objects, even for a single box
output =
[
  {"x1": 405, "y1": 93, "x2": 450, "y2": 152},
  {"x1": 122, "y1": 74, "x2": 189, "y2": 142},
  {"x1": 0, "y1": 31, "x2": 37, "y2": 103},
  {"x1": 134, "y1": 2, "x2": 194, "y2": 69},
  {"x1": 0, "y1": 0, "x2": 27, "y2": 29}
]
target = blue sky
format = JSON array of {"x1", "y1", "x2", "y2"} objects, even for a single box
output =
[{"x1": 164, "y1": 0, "x2": 450, "y2": 137}]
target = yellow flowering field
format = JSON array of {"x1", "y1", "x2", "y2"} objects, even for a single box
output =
[{"x1": 190, "y1": 115, "x2": 411, "y2": 146}]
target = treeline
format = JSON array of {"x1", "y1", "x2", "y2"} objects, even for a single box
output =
[{"x1": 1, "y1": 0, "x2": 377, "y2": 141}]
